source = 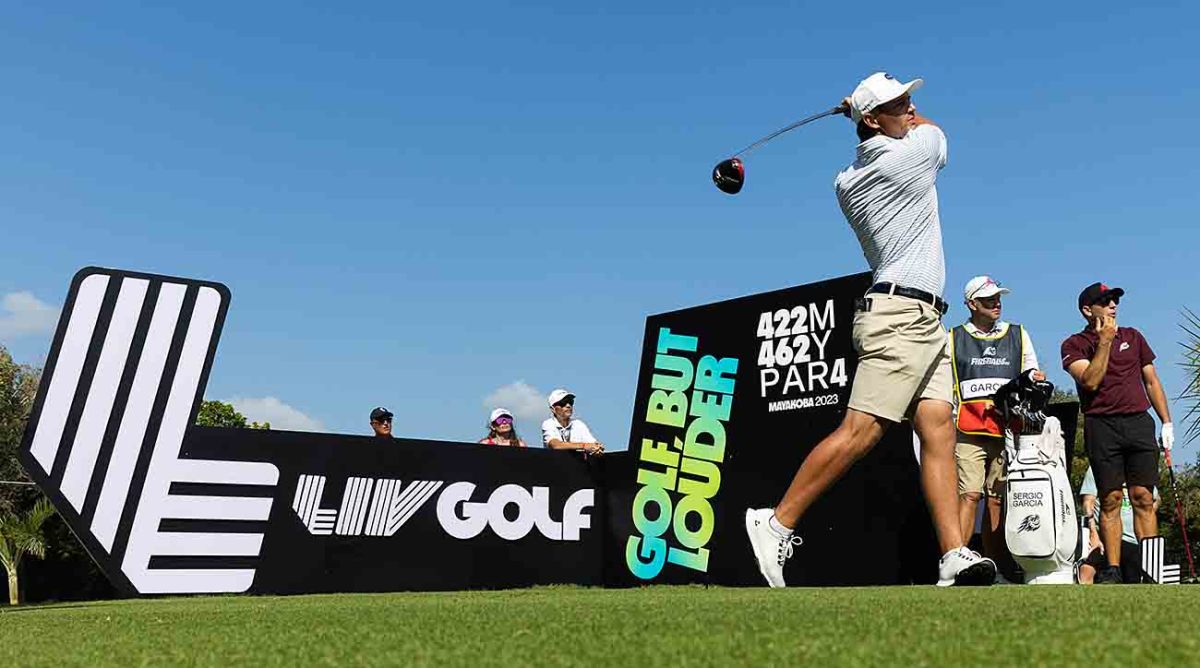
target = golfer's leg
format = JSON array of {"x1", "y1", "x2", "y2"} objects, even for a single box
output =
[
  {"x1": 1099, "y1": 489, "x2": 1125, "y2": 567},
  {"x1": 1124, "y1": 421, "x2": 1160, "y2": 540},
  {"x1": 1128, "y1": 485, "x2": 1157, "y2": 539},
  {"x1": 773, "y1": 408, "x2": 887, "y2": 528},
  {"x1": 913, "y1": 398, "x2": 963, "y2": 554}
]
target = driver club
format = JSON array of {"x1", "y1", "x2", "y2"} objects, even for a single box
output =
[{"x1": 712, "y1": 105, "x2": 847, "y2": 195}]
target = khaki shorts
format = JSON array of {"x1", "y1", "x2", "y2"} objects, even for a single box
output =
[
  {"x1": 956, "y1": 434, "x2": 1006, "y2": 497},
  {"x1": 847, "y1": 293, "x2": 952, "y2": 422}
]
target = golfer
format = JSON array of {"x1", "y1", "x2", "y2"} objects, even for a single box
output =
[
  {"x1": 1061, "y1": 282, "x2": 1174, "y2": 584},
  {"x1": 745, "y1": 72, "x2": 995, "y2": 587}
]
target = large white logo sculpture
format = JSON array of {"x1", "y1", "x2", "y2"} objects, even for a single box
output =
[{"x1": 21, "y1": 268, "x2": 278, "y2": 594}]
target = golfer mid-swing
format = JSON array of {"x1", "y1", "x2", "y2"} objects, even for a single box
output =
[{"x1": 744, "y1": 72, "x2": 996, "y2": 587}]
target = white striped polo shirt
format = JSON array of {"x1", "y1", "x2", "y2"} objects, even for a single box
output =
[{"x1": 833, "y1": 124, "x2": 949, "y2": 297}]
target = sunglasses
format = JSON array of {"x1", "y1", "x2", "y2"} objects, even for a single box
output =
[
  {"x1": 372, "y1": 418, "x2": 392, "y2": 425},
  {"x1": 553, "y1": 400, "x2": 574, "y2": 408},
  {"x1": 872, "y1": 94, "x2": 911, "y2": 116},
  {"x1": 1092, "y1": 296, "x2": 1120, "y2": 307},
  {"x1": 493, "y1": 416, "x2": 513, "y2": 426}
]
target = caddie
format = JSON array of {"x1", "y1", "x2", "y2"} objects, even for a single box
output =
[{"x1": 949, "y1": 276, "x2": 1042, "y2": 581}]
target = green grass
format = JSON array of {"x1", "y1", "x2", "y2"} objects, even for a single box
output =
[{"x1": 1, "y1": 585, "x2": 1197, "y2": 666}]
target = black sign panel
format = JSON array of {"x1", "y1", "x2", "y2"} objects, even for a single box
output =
[
  {"x1": 19, "y1": 268, "x2": 601, "y2": 596},
  {"x1": 21, "y1": 267, "x2": 951, "y2": 596},
  {"x1": 615, "y1": 273, "x2": 938, "y2": 586}
]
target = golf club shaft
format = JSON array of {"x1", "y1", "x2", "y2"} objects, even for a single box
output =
[
  {"x1": 731, "y1": 106, "x2": 845, "y2": 158},
  {"x1": 1164, "y1": 448, "x2": 1198, "y2": 580}
]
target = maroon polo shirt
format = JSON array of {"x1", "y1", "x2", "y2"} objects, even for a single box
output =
[{"x1": 1060, "y1": 326, "x2": 1155, "y2": 415}]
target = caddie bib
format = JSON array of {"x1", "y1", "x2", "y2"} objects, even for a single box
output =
[{"x1": 951, "y1": 323, "x2": 1023, "y2": 437}]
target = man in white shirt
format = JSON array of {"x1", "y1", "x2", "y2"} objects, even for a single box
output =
[
  {"x1": 745, "y1": 72, "x2": 995, "y2": 588},
  {"x1": 541, "y1": 388, "x2": 604, "y2": 455},
  {"x1": 948, "y1": 275, "x2": 1043, "y2": 579}
]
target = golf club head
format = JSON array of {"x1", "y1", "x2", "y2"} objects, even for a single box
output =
[{"x1": 712, "y1": 158, "x2": 744, "y2": 195}]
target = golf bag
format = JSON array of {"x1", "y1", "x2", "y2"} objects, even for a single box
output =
[{"x1": 994, "y1": 373, "x2": 1079, "y2": 584}]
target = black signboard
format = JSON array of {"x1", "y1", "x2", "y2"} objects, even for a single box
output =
[
  {"x1": 19, "y1": 268, "x2": 602, "y2": 596},
  {"x1": 613, "y1": 273, "x2": 938, "y2": 586},
  {"x1": 21, "y1": 267, "x2": 961, "y2": 596}
]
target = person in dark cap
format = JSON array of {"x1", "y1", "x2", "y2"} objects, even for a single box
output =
[
  {"x1": 1061, "y1": 282, "x2": 1174, "y2": 584},
  {"x1": 369, "y1": 407, "x2": 394, "y2": 439}
]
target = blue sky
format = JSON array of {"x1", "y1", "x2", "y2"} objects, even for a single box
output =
[{"x1": 1, "y1": 2, "x2": 1198, "y2": 459}]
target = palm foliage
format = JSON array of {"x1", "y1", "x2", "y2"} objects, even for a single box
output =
[
  {"x1": 1181, "y1": 307, "x2": 1200, "y2": 444},
  {"x1": 0, "y1": 497, "x2": 55, "y2": 605}
]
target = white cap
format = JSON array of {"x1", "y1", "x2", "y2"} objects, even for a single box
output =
[
  {"x1": 849, "y1": 72, "x2": 924, "y2": 123},
  {"x1": 489, "y1": 408, "x2": 513, "y2": 424},
  {"x1": 547, "y1": 388, "x2": 575, "y2": 407},
  {"x1": 964, "y1": 275, "x2": 1011, "y2": 301}
]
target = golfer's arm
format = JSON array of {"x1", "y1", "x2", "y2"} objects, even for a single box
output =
[
  {"x1": 546, "y1": 439, "x2": 576, "y2": 450},
  {"x1": 1069, "y1": 344, "x2": 1112, "y2": 392},
  {"x1": 1141, "y1": 364, "x2": 1172, "y2": 424}
]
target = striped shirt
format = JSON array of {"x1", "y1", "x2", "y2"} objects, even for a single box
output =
[{"x1": 834, "y1": 124, "x2": 948, "y2": 296}]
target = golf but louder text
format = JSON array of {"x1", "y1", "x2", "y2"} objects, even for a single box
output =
[{"x1": 626, "y1": 328, "x2": 738, "y2": 579}]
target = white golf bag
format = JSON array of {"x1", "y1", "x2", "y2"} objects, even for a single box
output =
[{"x1": 996, "y1": 374, "x2": 1078, "y2": 584}]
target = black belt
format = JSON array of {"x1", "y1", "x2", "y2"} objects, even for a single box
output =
[{"x1": 867, "y1": 282, "x2": 948, "y2": 315}]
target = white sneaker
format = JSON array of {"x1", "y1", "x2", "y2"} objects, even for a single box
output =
[
  {"x1": 937, "y1": 546, "x2": 997, "y2": 587},
  {"x1": 744, "y1": 508, "x2": 801, "y2": 588}
]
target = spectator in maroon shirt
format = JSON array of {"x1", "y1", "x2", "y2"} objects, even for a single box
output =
[{"x1": 1060, "y1": 282, "x2": 1174, "y2": 584}]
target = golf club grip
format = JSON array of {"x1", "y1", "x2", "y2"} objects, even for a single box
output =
[{"x1": 732, "y1": 107, "x2": 844, "y2": 158}]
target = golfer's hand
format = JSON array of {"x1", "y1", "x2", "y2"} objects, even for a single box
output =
[
  {"x1": 1031, "y1": 369, "x2": 1046, "y2": 382},
  {"x1": 839, "y1": 96, "x2": 852, "y2": 118},
  {"x1": 1161, "y1": 422, "x2": 1175, "y2": 451},
  {"x1": 1095, "y1": 315, "x2": 1117, "y2": 345},
  {"x1": 583, "y1": 442, "x2": 604, "y2": 456}
]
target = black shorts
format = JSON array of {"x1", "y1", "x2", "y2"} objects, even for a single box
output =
[
  {"x1": 1084, "y1": 413, "x2": 1159, "y2": 494},
  {"x1": 1084, "y1": 543, "x2": 1144, "y2": 583}
]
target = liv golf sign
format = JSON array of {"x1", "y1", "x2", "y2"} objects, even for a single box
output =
[{"x1": 20, "y1": 268, "x2": 602, "y2": 596}]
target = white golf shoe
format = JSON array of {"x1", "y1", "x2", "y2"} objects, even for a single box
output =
[
  {"x1": 745, "y1": 508, "x2": 801, "y2": 588},
  {"x1": 937, "y1": 546, "x2": 997, "y2": 587}
]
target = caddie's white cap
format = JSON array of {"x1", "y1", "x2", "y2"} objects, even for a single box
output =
[
  {"x1": 489, "y1": 408, "x2": 513, "y2": 424},
  {"x1": 547, "y1": 388, "x2": 575, "y2": 407},
  {"x1": 964, "y1": 275, "x2": 1011, "y2": 301},
  {"x1": 849, "y1": 72, "x2": 924, "y2": 123}
]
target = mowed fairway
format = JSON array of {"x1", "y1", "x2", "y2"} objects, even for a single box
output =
[{"x1": 1, "y1": 585, "x2": 1196, "y2": 666}]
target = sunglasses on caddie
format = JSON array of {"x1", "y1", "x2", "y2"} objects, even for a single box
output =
[{"x1": 553, "y1": 400, "x2": 574, "y2": 408}]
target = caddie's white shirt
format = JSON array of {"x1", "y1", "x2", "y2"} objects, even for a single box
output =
[
  {"x1": 834, "y1": 124, "x2": 948, "y2": 297},
  {"x1": 541, "y1": 417, "x2": 597, "y2": 447},
  {"x1": 956, "y1": 321, "x2": 1039, "y2": 371}
]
